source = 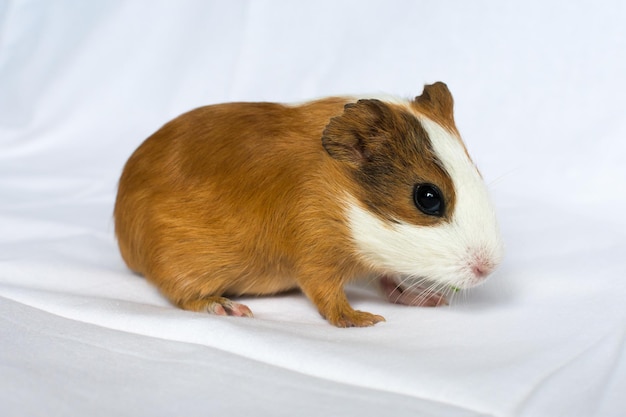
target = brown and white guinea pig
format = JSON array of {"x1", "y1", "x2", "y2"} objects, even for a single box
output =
[{"x1": 114, "y1": 82, "x2": 504, "y2": 327}]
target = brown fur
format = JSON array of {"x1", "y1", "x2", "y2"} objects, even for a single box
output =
[
  {"x1": 114, "y1": 84, "x2": 458, "y2": 327},
  {"x1": 411, "y1": 81, "x2": 458, "y2": 134},
  {"x1": 411, "y1": 82, "x2": 474, "y2": 162}
]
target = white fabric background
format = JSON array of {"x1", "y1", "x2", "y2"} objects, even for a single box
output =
[{"x1": 1, "y1": 1, "x2": 625, "y2": 416}]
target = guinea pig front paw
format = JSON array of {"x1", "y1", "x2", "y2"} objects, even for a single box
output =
[
  {"x1": 326, "y1": 309, "x2": 386, "y2": 328},
  {"x1": 379, "y1": 275, "x2": 449, "y2": 307},
  {"x1": 205, "y1": 297, "x2": 254, "y2": 318}
]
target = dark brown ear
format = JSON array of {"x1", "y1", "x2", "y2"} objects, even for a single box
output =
[
  {"x1": 414, "y1": 82, "x2": 455, "y2": 127},
  {"x1": 321, "y1": 99, "x2": 395, "y2": 167}
]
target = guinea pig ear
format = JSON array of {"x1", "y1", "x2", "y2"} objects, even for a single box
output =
[
  {"x1": 413, "y1": 82, "x2": 455, "y2": 128},
  {"x1": 321, "y1": 99, "x2": 394, "y2": 167}
]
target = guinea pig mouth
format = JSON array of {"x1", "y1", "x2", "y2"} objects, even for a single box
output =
[{"x1": 379, "y1": 275, "x2": 450, "y2": 307}]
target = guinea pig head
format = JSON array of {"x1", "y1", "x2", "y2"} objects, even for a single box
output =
[{"x1": 322, "y1": 82, "x2": 504, "y2": 290}]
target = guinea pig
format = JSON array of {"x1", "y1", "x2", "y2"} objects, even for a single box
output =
[{"x1": 114, "y1": 82, "x2": 504, "y2": 327}]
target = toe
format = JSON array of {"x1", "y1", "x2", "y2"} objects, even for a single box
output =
[
  {"x1": 207, "y1": 302, "x2": 228, "y2": 316},
  {"x1": 226, "y1": 302, "x2": 254, "y2": 318},
  {"x1": 205, "y1": 297, "x2": 254, "y2": 318}
]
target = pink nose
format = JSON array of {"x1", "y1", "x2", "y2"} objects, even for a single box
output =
[
  {"x1": 472, "y1": 264, "x2": 490, "y2": 278},
  {"x1": 469, "y1": 253, "x2": 497, "y2": 280},
  {"x1": 465, "y1": 247, "x2": 502, "y2": 285}
]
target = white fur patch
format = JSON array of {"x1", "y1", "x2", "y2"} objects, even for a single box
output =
[{"x1": 346, "y1": 107, "x2": 504, "y2": 289}]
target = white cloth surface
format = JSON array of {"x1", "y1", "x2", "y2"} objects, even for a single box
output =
[{"x1": 1, "y1": 1, "x2": 625, "y2": 416}]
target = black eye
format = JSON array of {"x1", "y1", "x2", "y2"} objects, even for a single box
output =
[{"x1": 413, "y1": 184, "x2": 444, "y2": 216}]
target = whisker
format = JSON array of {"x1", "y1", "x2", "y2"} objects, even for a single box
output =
[
  {"x1": 488, "y1": 167, "x2": 521, "y2": 188},
  {"x1": 407, "y1": 278, "x2": 439, "y2": 306},
  {"x1": 365, "y1": 274, "x2": 380, "y2": 286},
  {"x1": 447, "y1": 287, "x2": 456, "y2": 305}
]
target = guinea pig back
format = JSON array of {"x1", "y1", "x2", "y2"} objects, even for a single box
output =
[{"x1": 114, "y1": 82, "x2": 503, "y2": 327}]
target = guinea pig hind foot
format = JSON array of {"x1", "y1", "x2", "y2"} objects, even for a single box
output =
[
  {"x1": 379, "y1": 275, "x2": 448, "y2": 307},
  {"x1": 208, "y1": 297, "x2": 253, "y2": 317},
  {"x1": 181, "y1": 296, "x2": 254, "y2": 318}
]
